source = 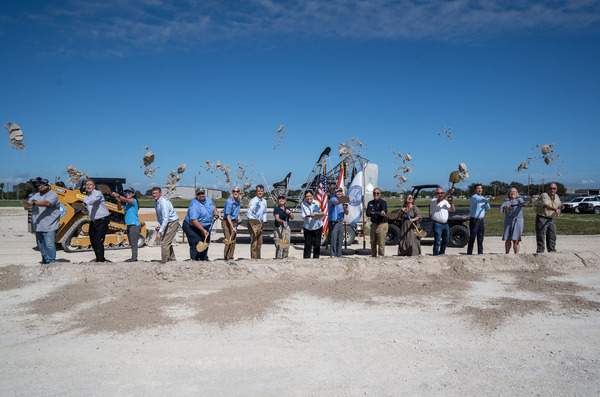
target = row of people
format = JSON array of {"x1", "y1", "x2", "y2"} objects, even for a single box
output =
[{"x1": 26, "y1": 179, "x2": 563, "y2": 265}]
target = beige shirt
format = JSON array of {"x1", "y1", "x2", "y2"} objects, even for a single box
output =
[{"x1": 536, "y1": 192, "x2": 561, "y2": 218}]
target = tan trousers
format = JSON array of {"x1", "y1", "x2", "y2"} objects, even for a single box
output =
[
  {"x1": 273, "y1": 225, "x2": 290, "y2": 259},
  {"x1": 370, "y1": 222, "x2": 388, "y2": 257},
  {"x1": 222, "y1": 220, "x2": 237, "y2": 260},
  {"x1": 161, "y1": 220, "x2": 179, "y2": 262},
  {"x1": 248, "y1": 220, "x2": 263, "y2": 259}
]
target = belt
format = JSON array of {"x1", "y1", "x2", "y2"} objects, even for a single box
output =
[
  {"x1": 373, "y1": 222, "x2": 387, "y2": 225},
  {"x1": 433, "y1": 220, "x2": 447, "y2": 225},
  {"x1": 537, "y1": 214, "x2": 553, "y2": 220},
  {"x1": 470, "y1": 217, "x2": 484, "y2": 221}
]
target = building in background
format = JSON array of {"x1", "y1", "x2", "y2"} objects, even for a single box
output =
[{"x1": 167, "y1": 186, "x2": 223, "y2": 200}]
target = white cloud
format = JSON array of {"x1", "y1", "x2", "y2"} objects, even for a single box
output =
[
  {"x1": 581, "y1": 179, "x2": 596, "y2": 185},
  {"x1": 14, "y1": 0, "x2": 600, "y2": 55}
]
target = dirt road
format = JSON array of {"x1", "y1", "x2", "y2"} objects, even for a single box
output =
[{"x1": 1, "y1": 208, "x2": 599, "y2": 396}]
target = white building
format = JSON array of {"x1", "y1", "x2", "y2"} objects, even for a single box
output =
[{"x1": 167, "y1": 186, "x2": 223, "y2": 200}]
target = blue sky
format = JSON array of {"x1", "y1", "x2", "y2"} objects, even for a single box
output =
[{"x1": 2, "y1": 0, "x2": 600, "y2": 193}]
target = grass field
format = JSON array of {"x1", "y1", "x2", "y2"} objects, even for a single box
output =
[{"x1": 4, "y1": 198, "x2": 600, "y2": 236}]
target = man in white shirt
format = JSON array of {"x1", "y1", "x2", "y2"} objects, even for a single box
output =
[
  {"x1": 246, "y1": 185, "x2": 268, "y2": 259},
  {"x1": 153, "y1": 187, "x2": 180, "y2": 262},
  {"x1": 430, "y1": 186, "x2": 455, "y2": 256}
]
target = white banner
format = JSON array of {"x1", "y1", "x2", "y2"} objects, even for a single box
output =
[{"x1": 344, "y1": 165, "x2": 364, "y2": 226}]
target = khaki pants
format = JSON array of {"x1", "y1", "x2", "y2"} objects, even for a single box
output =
[
  {"x1": 248, "y1": 220, "x2": 263, "y2": 259},
  {"x1": 273, "y1": 225, "x2": 290, "y2": 259},
  {"x1": 161, "y1": 220, "x2": 179, "y2": 262},
  {"x1": 370, "y1": 222, "x2": 388, "y2": 257},
  {"x1": 222, "y1": 220, "x2": 237, "y2": 260}
]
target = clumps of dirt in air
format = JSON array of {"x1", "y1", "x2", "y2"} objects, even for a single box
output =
[
  {"x1": 201, "y1": 160, "x2": 254, "y2": 199},
  {"x1": 438, "y1": 125, "x2": 453, "y2": 141},
  {"x1": 516, "y1": 143, "x2": 564, "y2": 177},
  {"x1": 389, "y1": 148, "x2": 414, "y2": 190},
  {"x1": 458, "y1": 162, "x2": 469, "y2": 181},
  {"x1": 338, "y1": 137, "x2": 367, "y2": 160},
  {"x1": 65, "y1": 165, "x2": 89, "y2": 185},
  {"x1": 164, "y1": 164, "x2": 186, "y2": 195},
  {"x1": 273, "y1": 124, "x2": 287, "y2": 152},
  {"x1": 6, "y1": 122, "x2": 25, "y2": 149},
  {"x1": 140, "y1": 146, "x2": 159, "y2": 178}
]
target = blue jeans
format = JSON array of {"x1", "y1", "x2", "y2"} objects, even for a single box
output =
[
  {"x1": 36, "y1": 230, "x2": 57, "y2": 264},
  {"x1": 182, "y1": 221, "x2": 211, "y2": 261},
  {"x1": 433, "y1": 222, "x2": 449, "y2": 256}
]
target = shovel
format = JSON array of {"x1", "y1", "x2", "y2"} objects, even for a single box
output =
[
  {"x1": 71, "y1": 202, "x2": 86, "y2": 211},
  {"x1": 406, "y1": 212, "x2": 427, "y2": 238},
  {"x1": 98, "y1": 185, "x2": 112, "y2": 195},
  {"x1": 449, "y1": 171, "x2": 461, "y2": 190},
  {"x1": 21, "y1": 199, "x2": 33, "y2": 210},
  {"x1": 337, "y1": 196, "x2": 350, "y2": 204},
  {"x1": 223, "y1": 223, "x2": 240, "y2": 245},
  {"x1": 196, "y1": 219, "x2": 217, "y2": 253},
  {"x1": 277, "y1": 218, "x2": 290, "y2": 249}
]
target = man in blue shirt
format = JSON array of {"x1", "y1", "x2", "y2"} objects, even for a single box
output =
[
  {"x1": 183, "y1": 189, "x2": 219, "y2": 261},
  {"x1": 153, "y1": 187, "x2": 180, "y2": 262},
  {"x1": 467, "y1": 184, "x2": 496, "y2": 255},
  {"x1": 25, "y1": 178, "x2": 60, "y2": 265},
  {"x1": 328, "y1": 187, "x2": 349, "y2": 257},
  {"x1": 223, "y1": 187, "x2": 242, "y2": 261}
]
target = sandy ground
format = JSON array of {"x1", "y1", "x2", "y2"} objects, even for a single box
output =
[{"x1": 1, "y1": 207, "x2": 600, "y2": 396}]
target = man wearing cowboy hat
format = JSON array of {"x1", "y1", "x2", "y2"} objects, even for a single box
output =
[{"x1": 25, "y1": 178, "x2": 60, "y2": 265}]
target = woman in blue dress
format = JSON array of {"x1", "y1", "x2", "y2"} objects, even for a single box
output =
[{"x1": 500, "y1": 187, "x2": 526, "y2": 254}]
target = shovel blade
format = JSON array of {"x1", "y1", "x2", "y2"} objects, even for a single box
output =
[{"x1": 449, "y1": 171, "x2": 461, "y2": 184}]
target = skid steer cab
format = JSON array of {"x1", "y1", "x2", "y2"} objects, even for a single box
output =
[{"x1": 28, "y1": 178, "x2": 148, "y2": 252}]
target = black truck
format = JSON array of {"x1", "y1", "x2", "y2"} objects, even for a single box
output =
[{"x1": 385, "y1": 184, "x2": 470, "y2": 247}]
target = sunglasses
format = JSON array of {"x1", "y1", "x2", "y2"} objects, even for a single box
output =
[
  {"x1": 233, "y1": 190, "x2": 240, "y2": 193},
  {"x1": 436, "y1": 192, "x2": 444, "y2": 195},
  {"x1": 549, "y1": 187, "x2": 557, "y2": 190},
  {"x1": 374, "y1": 192, "x2": 381, "y2": 195}
]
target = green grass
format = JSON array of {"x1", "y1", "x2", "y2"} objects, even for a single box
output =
[
  {"x1": 0, "y1": 200, "x2": 22, "y2": 207},
  {"x1": 386, "y1": 198, "x2": 600, "y2": 236}
]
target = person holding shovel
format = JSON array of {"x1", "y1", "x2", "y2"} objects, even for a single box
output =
[
  {"x1": 467, "y1": 184, "x2": 496, "y2": 255},
  {"x1": 25, "y1": 178, "x2": 61, "y2": 265},
  {"x1": 500, "y1": 187, "x2": 525, "y2": 254},
  {"x1": 84, "y1": 179, "x2": 111, "y2": 262},
  {"x1": 223, "y1": 187, "x2": 242, "y2": 261},
  {"x1": 430, "y1": 186, "x2": 455, "y2": 256},
  {"x1": 301, "y1": 190, "x2": 323, "y2": 258},
  {"x1": 153, "y1": 187, "x2": 180, "y2": 263},
  {"x1": 397, "y1": 194, "x2": 422, "y2": 256},
  {"x1": 328, "y1": 187, "x2": 349, "y2": 257},
  {"x1": 182, "y1": 189, "x2": 219, "y2": 261},
  {"x1": 273, "y1": 195, "x2": 294, "y2": 259},
  {"x1": 535, "y1": 182, "x2": 562, "y2": 253},
  {"x1": 247, "y1": 185, "x2": 268, "y2": 259},
  {"x1": 112, "y1": 187, "x2": 142, "y2": 262}
]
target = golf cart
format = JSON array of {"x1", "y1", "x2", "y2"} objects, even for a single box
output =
[{"x1": 386, "y1": 184, "x2": 470, "y2": 248}]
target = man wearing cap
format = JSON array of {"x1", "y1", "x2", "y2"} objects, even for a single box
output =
[
  {"x1": 430, "y1": 186, "x2": 455, "y2": 256},
  {"x1": 247, "y1": 185, "x2": 268, "y2": 259},
  {"x1": 112, "y1": 187, "x2": 141, "y2": 262},
  {"x1": 328, "y1": 187, "x2": 349, "y2": 257},
  {"x1": 535, "y1": 182, "x2": 562, "y2": 253},
  {"x1": 183, "y1": 189, "x2": 219, "y2": 261},
  {"x1": 152, "y1": 187, "x2": 180, "y2": 262},
  {"x1": 223, "y1": 187, "x2": 242, "y2": 261},
  {"x1": 25, "y1": 179, "x2": 60, "y2": 265},
  {"x1": 467, "y1": 184, "x2": 496, "y2": 255},
  {"x1": 273, "y1": 195, "x2": 294, "y2": 259},
  {"x1": 367, "y1": 188, "x2": 388, "y2": 257}
]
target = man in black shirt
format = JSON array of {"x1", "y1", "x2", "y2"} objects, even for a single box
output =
[{"x1": 367, "y1": 188, "x2": 388, "y2": 257}]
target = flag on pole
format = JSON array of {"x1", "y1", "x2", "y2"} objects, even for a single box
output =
[
  {"x1": 316, "y1": 172, "x2": 329, "y2": 235},
  {"x1": 344, "y1": 165, "x2": 364, "y2": 227},
  {"x1": 336, "y1": 163, "x2": 344, "y2": 193}
]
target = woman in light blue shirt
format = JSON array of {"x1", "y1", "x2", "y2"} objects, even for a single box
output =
[{"x1": 113, "y1": 187, "x2": 142, "y2": 262}]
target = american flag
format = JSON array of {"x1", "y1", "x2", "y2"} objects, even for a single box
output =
[{"x1": 315, "y1": 173, "x2": 329, "y2": 235}]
